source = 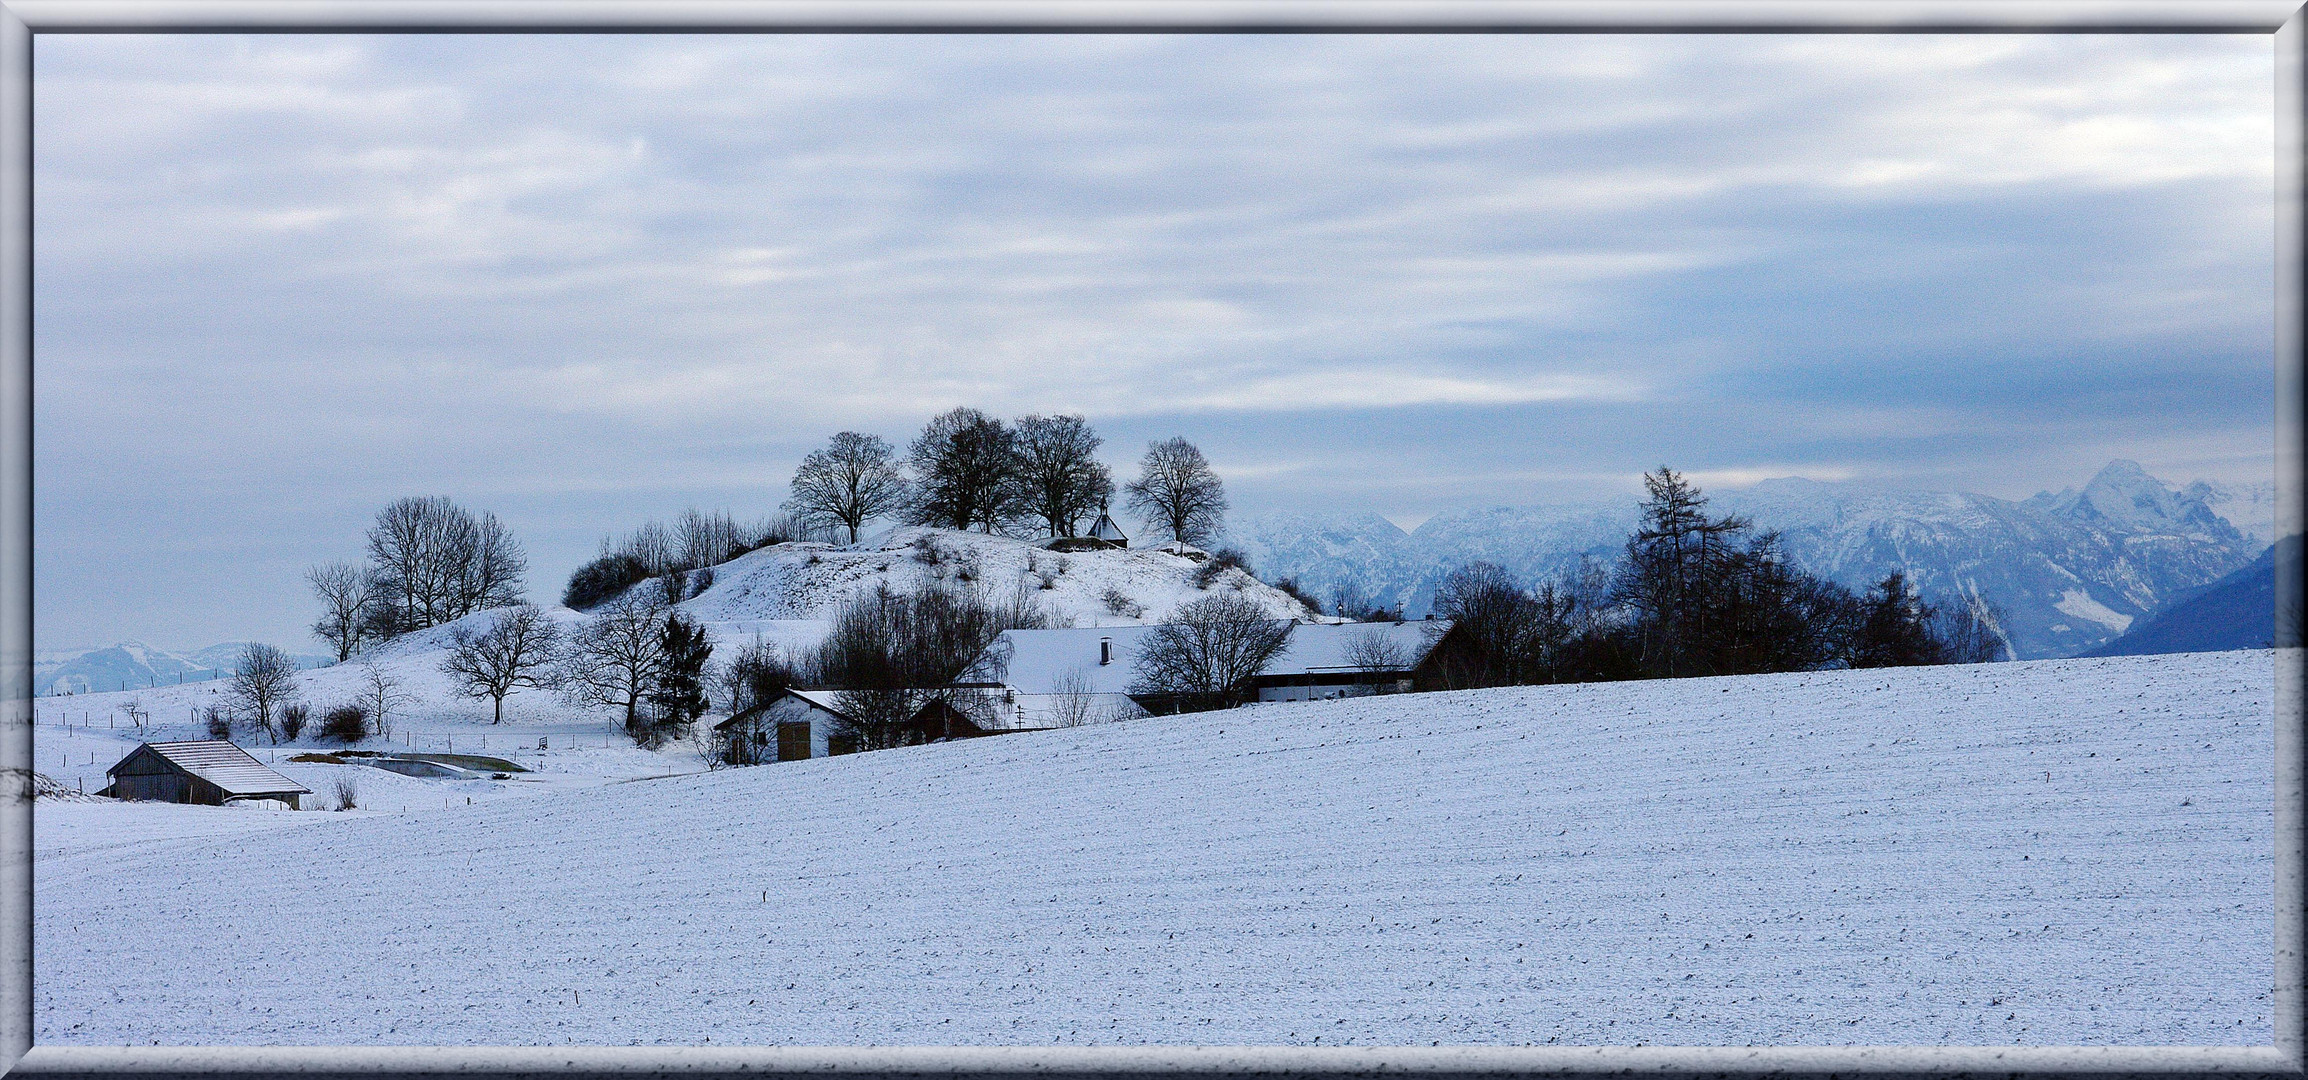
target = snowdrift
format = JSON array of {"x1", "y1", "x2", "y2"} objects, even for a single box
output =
[{"x1": 38, "y1": 649, "x2": 2275, "y2": 1046}]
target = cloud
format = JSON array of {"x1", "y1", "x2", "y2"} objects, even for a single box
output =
[{"x1": 29, "y1": 32, "x2": 2276, "y2": 646}]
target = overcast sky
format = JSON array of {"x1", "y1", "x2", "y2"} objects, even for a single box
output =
[{"x1": 33, "y1": 32, "x2": 2276, "y2": 651}]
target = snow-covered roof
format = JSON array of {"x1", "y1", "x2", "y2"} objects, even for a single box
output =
[
  {"x1": 108, "y1": 740, "x2": 311, "y2": 797},
  {"x1": 721, "y1": 688, "x2": 854, "y2": 730},
  {"x1": 1089, "y1": 512, "x2": 1127, "y2": 544},
  {"x1": 786, "y1": 689, "x2": 850, "y2": 716},
  {"x1": 1266, "y1": 620, "x2": 1452, "y2": 676},
  {"x1": 968, "y1": 626, "x2": 1164, "y2": 697},
  {"x1": 967, "y1": 619, "x2": 1454, "y2": 696}
]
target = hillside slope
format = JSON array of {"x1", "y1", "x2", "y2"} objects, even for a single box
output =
[
  {"x1": 38, "y1": 650, "x2": 2275, "y2": 1046},
  {"x1": 682, "y1": 525, "x2": 1314, "y2": 629},
  {"x1": 30, "y1": 527, "x2": 1318, "y2": 745},
  {"x1": 2085, "y1": 537, "x2": 2300, "y2": 657}
]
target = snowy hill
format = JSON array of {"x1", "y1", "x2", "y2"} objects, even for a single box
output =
[
  {"x1": 1228, "y1": 461, "x2": 2261, "y2": 660},
  {"x1": 35, "y1": 649, "x2": 2275, "y2": 1045},
  {"x1": 679, "y1": 525, "x2": 1315, "y2": 630},
  {"x1": 26, "y1": 527, "x2": 1320, "y2": 754}
]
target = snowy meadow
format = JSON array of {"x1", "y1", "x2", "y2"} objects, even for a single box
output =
[{"x1": 37, "y1": 649, "x2": 2275, "y2": 1046}]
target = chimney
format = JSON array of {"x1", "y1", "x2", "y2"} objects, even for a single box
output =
[{"x1": 1100, "y1": 637, "x2": 1113, "y2": 666}]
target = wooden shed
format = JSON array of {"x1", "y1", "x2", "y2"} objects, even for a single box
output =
[
  {"x1": 102, "y1": 740, "x2": 310, "y2": 809},
  {"x1": 715, "y1": 689, "x2": 846, "y2": 764}
]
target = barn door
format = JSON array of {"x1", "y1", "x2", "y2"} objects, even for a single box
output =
[{"x1": 777, "y1": 721, "x2": 811, "y2": 762}]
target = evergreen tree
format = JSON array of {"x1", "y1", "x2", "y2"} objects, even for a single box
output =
[
  {"x1": 650, "y1": 610, "x2": 714, "y2": 733},
  {"x1": 1849, "y1": 573, "x2": 1946, "y2": 668}
]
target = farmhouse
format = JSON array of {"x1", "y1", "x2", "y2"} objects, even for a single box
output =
[
  {"x1": 957, "y1": 626, "x2": 1161, "y2": 729},
  {"x1": 101, "y1": 740, "x2": 311, "y2": 809},
  {"x1": 1253, "y1": 619, "x2": 1454, "y2": 702},
  {"x1": 958, "y1": 619, "x2": 1459, "y2": 722}
]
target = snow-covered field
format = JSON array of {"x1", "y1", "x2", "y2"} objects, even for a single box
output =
[{"x1": 37, "y1": 650, "x2": 2275, "y2": 1046}]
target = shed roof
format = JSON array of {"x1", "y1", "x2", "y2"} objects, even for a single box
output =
[
  {"x1": 717, "y1": 687, "x2": 856, "y2": 730},
  {"x1": 107, "y1": 740, "x2": 311, "y2": 797}
]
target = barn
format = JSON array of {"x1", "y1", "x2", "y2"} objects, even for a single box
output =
[
  {"x1": 102, "y1": 740, "x2": 311, "y2": 809},
  {"x1": 715, "y1": 689, "x2": 850, "y2": 764}
]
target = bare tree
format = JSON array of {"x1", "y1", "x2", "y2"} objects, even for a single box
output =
[
  {"x1": 364, "y1": 496, "x2": 527, "y2": 635},
  {"x1": 1013, "y1": 414, "x2": 1113, "y2": 538},
  {"x1": 1344, "y1": 628, "x2": 1411, "y2": 676},
  {"x1": 1047, "y1": 666, "x2": 1101, "y2": 727},
  {"x1": 1124, "y1": 437, "x2": 1227, "y2": 546},
  {"x1": 1933, "y1": 594, "x2": 2010, "y2": 664},
  {"x1": 787, "y1": 433, "x2": 910, "y2": 543},
  {"x1": 675, "y1": 508, "x2": 745, "y2": 569},
  {"x1": 306, "y1": 561, "x2": 378, "y2": 662},
  {"x1": 813, "y1": 580, "x2": 1054, "y2": 749},
  {"x1": 613, "y1": 520, "x2": 677, "y2": 576},
  {"x1": 556, "y1": 591, "x2": 673, "y2": 741},
  {"x1": 226, "y1": 643, "x2": 302, "y2": 745},
  {"x1": 1128, "y1": 593, "x2": 1291, "y2": 709},
  {"x1": 118, "y1": 698, "x2": 151, "y2": 737},
  {"x1": 691, "y1": 724, "x2": 735, "y2": 770},
  {"x1": 366, "y1": 496, "x2": 462, "y2": 630},
  {"x1": 1430, "y1": 562, "x2": 1542, "y2": 688},
  {"x1": 461, "y1": 511, "x2": 529, "y2": 615},
  {"x1": 721, "y1": 636, "x2": 805, "y2": 717},
  {"x1": 441, "y1": 605, "x2": 564, "y2": 725},
  {"x1": 356, "y1": 658, "x2": 414, "y2": 740},
  {"x1": 907, "y1": 408, "x2": 1024, "y2": 533}
]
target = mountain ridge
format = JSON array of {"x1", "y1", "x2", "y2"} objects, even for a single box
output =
[{"x1": 1224, "y1": 461, "x2": 2263, "y2": 660}]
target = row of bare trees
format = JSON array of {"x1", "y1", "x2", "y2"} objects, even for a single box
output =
[
  {"x1": 205, "y1": 643, "x2": 413, "y2": 746},
  {"x1": 307, "y1": 497, "x2": 529, "y2": 661},
  {"x1": 563, "y1": 510, "x2": 830, "y2": 610},
  {"x1": 783, "y1": 410, "x2": 1230, "y2": 546},
  {"x1": 436, "y1": 585, "x2": 716, "y2": 745}
]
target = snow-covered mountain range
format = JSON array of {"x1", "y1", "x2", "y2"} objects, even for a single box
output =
[
  {"x1": 35, "y1": 641, "x2": 333, "y2": 698},
  {"x1": 1224, "y1": 461, "x2": 2273, "y2": 660}
]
